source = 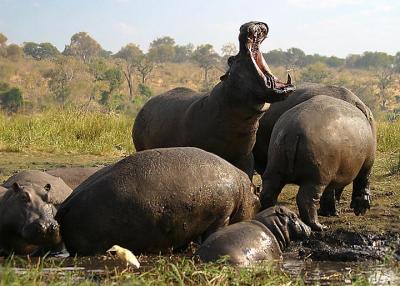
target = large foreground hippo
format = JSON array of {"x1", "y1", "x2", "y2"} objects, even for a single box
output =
[
  {"x1": 56, "y1": 147, "x2": 260, "y2": 256},
  {"x1": 0, "y1": 170, "x2": 73, "y2": 255},
  {"x1": 259, "y1": 96, "x2": 376, "y2": 231},
  {"x1": 196, "y1": 206, "x2": 311, "y2": 265},
  {"x1": 47, "y1": 166, "x2": 103, "y2": 189},
  {"x1": 132, "y1": 22, "x2": 294, "y2": 178}
]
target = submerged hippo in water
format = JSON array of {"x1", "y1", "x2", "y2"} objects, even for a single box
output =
[
  {"x1": 259, "y1": 95, "x2": 376, "y2": 231},
  {"x1": 47, "y1": 166, "x2": 103, "y2": 189},
  {"x1": 133, "y1": 22, "x2": 295, "y2": 178},
  {"x1": 196, "y1": 206, "x2": 311, "y2": 266},
  {"x1": 0, "y1": 170, "x2": 72, "y2": 255},
  {"x1": 56, "y1": 147, "x2": 260, "y2": 256},
  {"x1": 253, "y1": 83, "x2": 374, "y2": 215}
]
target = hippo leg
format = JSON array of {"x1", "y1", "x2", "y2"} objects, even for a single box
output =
[
  {"x1": 296, "y1": 183, "x2": 326, "y2": 231},
  {"x1": 350, "y1": 167, "x2": 372, "y2": 216},
  {"x1": 260, "y1": 176, "x2": 285, "y2": 210},
  {"x1": 319, "y1": 186, "x2": 339, "y2": 217}
]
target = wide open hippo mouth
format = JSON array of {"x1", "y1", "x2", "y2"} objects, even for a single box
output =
[{"x1": 240, "y1": 22, "x2": 295, "y2": 94}]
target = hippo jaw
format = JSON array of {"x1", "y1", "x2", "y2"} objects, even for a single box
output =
[{"x1": 239, "y1": 22, "x2": 295, "y2": 97}]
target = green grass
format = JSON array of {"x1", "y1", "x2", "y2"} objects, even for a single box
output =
[
  {"x1": 0, "y1": 109, "x2": 134, "y2": 155},
  {"x1": 376, "y1": 119, "x2": 400, "y2": 153},
  {"x1": 0, "y1": 256, "x2": 299, "y2": 286}
]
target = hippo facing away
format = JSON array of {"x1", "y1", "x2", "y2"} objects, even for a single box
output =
[
  {"x1": 56, "y1": 147, "x2": 260, "y2": 256},
  {"x1": 259, "y1": 95, "x2": 376, "y2": 231},
  {"x1": 133, "y1": 22, "x2": 294, "y2": 178},
  {"x1": 253, "y1": 83, "x2": 374, "y2": 216},
  {"x1": 196, "y1": 206, "x2": 311, "y2": 266}
]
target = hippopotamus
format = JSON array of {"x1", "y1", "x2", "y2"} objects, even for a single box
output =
[
  {"x1": 253, "y1": 83, "x2": 374, "y2": 215},
  {"x1": 56, "y1": 147, "x2": 260, "y2": 256},
  {"x1": 0, "y1": 170, "x2": 73, "y2": 255},
  {"x1": 46, "y1": 166, "x2": 103, "y2": 189},
  {"x1": 259, "y1": 95, "x2": 376, "y2": 231},
  {"x1": 132, "y1": 22, "x2": 294, "y2": 178},
  {"x1": 0, "y1": 183, "x2": 62, "y2": 255},
  {"x1": 195, "y1": 206, "x2": 311, "y2": 265}
]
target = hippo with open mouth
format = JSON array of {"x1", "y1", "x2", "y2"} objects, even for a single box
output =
[{"x1": 132, "y1": 22, "x2": 295, "y2": 178}]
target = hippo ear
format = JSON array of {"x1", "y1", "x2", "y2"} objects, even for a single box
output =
[
  {"x1": 44, "y1": 184, "x2": 52, "y2": 192},
  {"x1": 12, "y1": 182, "x2": 22, "y2": 192}
]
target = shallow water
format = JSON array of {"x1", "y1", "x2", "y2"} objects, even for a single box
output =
[{"x1": 282, "y1": 258, "x2": 400, "y2": 285}]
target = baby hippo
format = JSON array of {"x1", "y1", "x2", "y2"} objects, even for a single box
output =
[
  {"x1": 0, "y1": 170, "x2": 72, "y2": 255},
  {"x1": 56, "y1": 147, "x2": 260, "y2": 256},
  {"x1": 0, "y1": 183, "x2": 62, "y2": 255},
  {"x1": 196, "y1": 206, "x2": 311, "y2": 266}
]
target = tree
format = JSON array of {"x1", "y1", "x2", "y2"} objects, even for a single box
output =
[
  {"x1": 99, "y1": 68, "x2": 123, "y2": 106},
  {"x1": 394, "y1": 52, "x2": 400, "y2": 73},
  {"x1": 63, "y1": 32, "x2": 102, "y2": 63},
  {"x1": 221, "y1": 43, "x2": 238, "y2": 68},
  {"x1": 148, "y1": 36, "x2": 176, "y2": 63},
  {"x1": 299, "y1": 62, "x2": 332, "y2": 83},
  {"x1": 46, "y1": 57, "x2": 78, "y2": 105},
  {"x1": 136, "y1": 56, "x2": 154, "y2": 84},
  {"x1": 6, "y1": 44, "x2": 23, "y2": 61},
  {"x1": 192, "y1": 44, "x2": 219, "y2": 83},
  {"x1": 23, "y1": 42, "x2": 60, "y2": 60},
  {"x1": 221, "y1": 43, "x2": 238, "y2": 57},
  {"x1": 285, "y1": 47, "x2": 306, "y2": 68},
  {"x1": 114, "y1": 43, "x2": 144, "y2": 100},
  {"x1": 375, "y1": 66, "x2": 395, "y2": 110},
  {"x1": 0, "y1": 33, "x2": 7, "y2": 57},
  {"x1": 173, "y1": 43, "x2": 194, "y2": 63}
]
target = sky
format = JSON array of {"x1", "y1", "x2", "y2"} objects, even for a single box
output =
[{"x1": 0, "y1": 0, "x2": 399, "y2": 58}]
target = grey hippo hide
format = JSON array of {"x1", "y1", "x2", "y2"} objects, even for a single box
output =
[
  {"x1": 47, "y1": 166, "x2": 103, "y2": 190},
  {"x1": 196, "y1": 206, "x2": 311, "y2": 266},
  {"x1": 132, "y1": 22, "x2": 295, "y2": 178},
  {"x1": 253, "y1": 83, "x2": 375, "y2": 217},
  {"x1": 0, "y1": 171, "x2": 73, "y2": 255},
  {"x1": 259, "y1": 95, "x2": 376, "y2": 231},
  {"x1": 55, "y1": 147, "x2": 260, "y2": 256}
]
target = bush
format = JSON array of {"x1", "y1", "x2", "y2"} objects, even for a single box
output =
[
  {"x1": 138, "y1": 83, "x2": 153, "y2": 98},
  {"x1": 0, "y1": 86, "x2": 23, "y2": 112}
]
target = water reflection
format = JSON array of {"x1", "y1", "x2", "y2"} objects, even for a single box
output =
[{"x1": 282, "y1": 258, "x2": 400, "y2": 285}]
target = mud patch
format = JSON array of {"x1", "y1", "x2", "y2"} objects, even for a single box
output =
[{"x1": 289, "y1": 229, "x2": 400, "y2": 262}]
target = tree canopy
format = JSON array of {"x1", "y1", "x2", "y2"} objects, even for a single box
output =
[
  {"x1": 23, "y1": 42, "x2": 60, "y2": 60},
  {"x1": 63, "y1": 32, "x2": 103, "y2": 63}
]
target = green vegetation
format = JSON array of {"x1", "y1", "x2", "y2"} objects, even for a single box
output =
[{"x1": 0, "y1": 109, "x2": 133, "y2": 155}]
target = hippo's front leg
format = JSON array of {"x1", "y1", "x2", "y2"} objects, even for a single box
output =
[
  {"x1": 296, "y1": 183, "x2": 326, "y2": 231},
  {"x1": 319, "y1": 186, "x2": 339, "y2": 217}
]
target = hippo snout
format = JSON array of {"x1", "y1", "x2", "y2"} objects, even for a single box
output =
[
  {"x1": 22, "y1": 220, "x2": 61, "y2": 245},
  {"x1": 290, "y1": 219, "x2": 312, "y2": 240}
]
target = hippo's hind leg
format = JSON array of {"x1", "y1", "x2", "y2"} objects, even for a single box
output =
[
  {"x1": 319, "y1": 185, "x2": 344, "y2": 217},
  {"x1": 350, "y1": 166, "x2": 372, "y2": 216},
  {"x1": 260, "y1": 174, "x2": 285, "y2": 210},
  {"x1": 297, "y1": 183, "x2": 326, "y2": 231}
]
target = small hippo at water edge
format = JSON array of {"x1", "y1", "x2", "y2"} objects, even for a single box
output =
[
  {"x1": 0, "y1": 170, "x2": 73, "y2": 255},
  {"x1": 195, "y1": 205, "x2": 311, "y2": 266},
  {"x1": 56, "y1": 147, "x2": 261, "y2": 256}
]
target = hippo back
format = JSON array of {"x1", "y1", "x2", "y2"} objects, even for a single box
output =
[
  {"x1": 253, "y1": 83, "x2": 373, "y2": 175},
  {"x1": 47, "y1": 166, "x2": 103, "y2": 190},
  {"x1": 56, "y1": 147, "x2": 260, "y2": 255}
]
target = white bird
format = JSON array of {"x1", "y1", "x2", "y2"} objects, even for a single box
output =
[{"x1": 107, "y1": 245, "x2": 140, "y2": 269}]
